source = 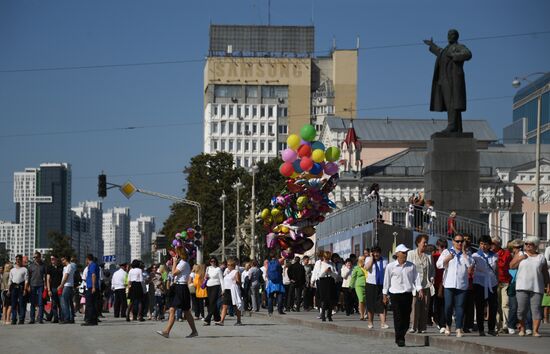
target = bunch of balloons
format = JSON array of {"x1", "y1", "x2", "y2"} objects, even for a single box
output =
[
  {"x1": 262, "y1": 124, "x2": 341, "y2": 259},
  {"x1": 167, "y1": 226, "x2": 202, "y2": 264}
]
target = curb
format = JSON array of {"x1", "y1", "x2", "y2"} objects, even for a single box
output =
[{"x1": 251, "y1": 311, "x2": 533, "y2": 354}]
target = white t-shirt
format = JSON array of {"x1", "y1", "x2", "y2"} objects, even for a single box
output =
[
  {"x1": 364, "y1": 257, "x2": 388, "y2": 285},
  {"x1": 63, "y1": 264, "x2": 75, "y2": 287},
  {"x1": 516, "y1": 252, "x2": 547, "y2": 293},
  {"x1": 111, "y1": 269, "x2": 127, "y2": 290},
  {"x1": 128, "y1": 268, "x2": 143, "y2": 283},
  {"x1": 173, "y1": 260, "x2": 190, "y2": 284}
]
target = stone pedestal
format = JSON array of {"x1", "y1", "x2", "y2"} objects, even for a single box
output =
[{"x1": 424, "y1": 133, "x2": 480, "y2": 220}]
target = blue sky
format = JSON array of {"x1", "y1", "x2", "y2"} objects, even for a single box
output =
[{"x1": 1, "y1": 0, "x2": 549, "y2": 228}]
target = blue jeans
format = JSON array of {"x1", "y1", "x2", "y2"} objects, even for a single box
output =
[
  {"x1": 444, "y1": 288, "x2": 467, "y2": 329},
  {"x1": 508, "y1": 295, "x2": 533, "y2": 330},
  {"x1": 30, "y1": 285, "x2": 44, "y2": 322},
  {"x1": 10, "y1": 285, "x2": 26, "y2": 322},
  {"x1": 267, "y1": 291, "x2": 283, "y2": 314},
  {"x1": 61, "y1": 287, "x2": 74, "y2": 322}
]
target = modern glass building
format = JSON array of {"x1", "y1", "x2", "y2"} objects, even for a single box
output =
[{"x1": 504, "y1": 73, "x2": 550, "y2": 144}]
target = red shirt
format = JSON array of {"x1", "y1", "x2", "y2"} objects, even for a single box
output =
[
  {"x1": 432, "y1": 251, "x2": 444, "y2": 287},
  {"x1": 447, "y1": 217, "x2": 456, "y2": 235},
  {"x1": 496, "y1": 248, "x2": 512, "y2": 283}
]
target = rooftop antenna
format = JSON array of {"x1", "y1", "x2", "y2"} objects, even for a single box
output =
[
  {"x1": 332, "y1": 36, "x2": 336, "y2": 51},
  {"x1": 268, "y1": 0, "x2": 271, "y2": 25},
  {"x1": 310, "y1": 0, "x2": 314, "y2": 25},
  {"x1": 356, "y1": 35, "x2": 360, "y2": 50}
]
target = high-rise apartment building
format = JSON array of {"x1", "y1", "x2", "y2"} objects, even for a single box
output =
[
  {"x1": 72, "y1": 201, "x2": 103, "y2": 264},
  {"x1": 102, "y1": 207, "x2": 130, "y2": 264},
  {"x1": 130, "y1": 215, "x2": 155, "y2": 261},
  {"x1": 203, "y1": 25, "x2": 357, "y2": 168}
]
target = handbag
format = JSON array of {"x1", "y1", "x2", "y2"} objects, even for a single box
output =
[{"x1": 201, "y1": 278, "x2": 208, "y2": 289}]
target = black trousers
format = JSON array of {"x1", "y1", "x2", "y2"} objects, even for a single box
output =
[
  {"x1": 432, "y1": 292, "x2": 446, "y2": 328},
  {"x1": 463, "y1": 288, "x2": 475, "y2": 330},
  {"x1": 342, "y1": 287, "x2": 354, "y2": 315},
  {"x1": 85, "y1": 289, "x2": 98, "y2": 324},
  {"x1": 288, "y1": 283, "x2": 304, "y2": 310},
  {"x1": 390, "y1": 292, "x2": 413, "y2": 343},
  {"x1": 204, "y1": 285, "x2": 221, "y2": 323},
  {"x1": 474, "y1": 284, "x2": 498, "y2": 333},
  {"x1": 113, "y1": 289, "x2": 127, "y2": 317}
]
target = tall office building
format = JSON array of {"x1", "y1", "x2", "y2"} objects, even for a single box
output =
[
  {"x1": 102, "y1": 207, "x2": 130, "y2": 263},
  {"x1": 0, "y1": 163, "x2": 71, "y2": 260},
  {"x1": 130, "y1": 215, "x2": 155, "y2": 261},
  {"x1": 72, "y1": 201, "x2": 103, "y2": 264},
  {"x1": 203, "y1": 25, "x2": 357, "y2": 168},
  {"x1": 503, "y1": 73, "x2": 550, "y2": 144}
]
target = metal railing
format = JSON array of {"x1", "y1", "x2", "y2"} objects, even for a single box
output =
[{"x1": 316, "y1": 199, "x2": 378, "y2": 241}]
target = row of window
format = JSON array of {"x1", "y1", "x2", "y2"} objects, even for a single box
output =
[
  {"x1": 312, "y1": 105, "x2": 334, "y2": 115},
  {"x1": 214, "y1": 85, "x2": 288, "y2": 99},
  {"x1": 212, "y1": 139, "x2": 276, "y2": 154},
  {"x1": 211, "y1": 121, "x2": 283, "y2": 136},
  {"x1": 211, "y1": 104, "x2": 287, "y2": 119},
  {"x1": 236, "y1": 156, "x2": 270, "y2": 168}
]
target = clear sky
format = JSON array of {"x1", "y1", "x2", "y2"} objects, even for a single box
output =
[{"x1": 1, "y1": 0, "x2": 549, "y2": 229}]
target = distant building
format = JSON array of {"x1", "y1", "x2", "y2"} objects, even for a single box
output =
[
  {"x1": 503, "y1": 72, "x2": 550, "y2": 144},
  {"x1": 130, "y1": 215, "x2": 155, "y2": 261},
  {"x1": 102, "y1": 207, "x2": 130, "y2": 264},
  {"x1": 203, "y1": 24, "x2": 358, "y2": 168},
  {"x1": 72, "y1": 201, "x2": 103, "y2": 264}
]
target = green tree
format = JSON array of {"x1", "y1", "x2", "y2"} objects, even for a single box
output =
[{"x1": 44, "y1": 231, "x2": 76, "y2": 261}]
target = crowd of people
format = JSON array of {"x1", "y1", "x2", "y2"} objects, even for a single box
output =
[{"x1": 1, "y1": 235, "x2": 549, "y2": 347}]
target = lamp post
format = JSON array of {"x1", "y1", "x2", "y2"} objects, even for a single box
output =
[
  {"x1": 233, "y1": 178, "x2": 244, "y2": 260},
  {"x1": 220, "y1": 191, "x2": 227, "y2": 261},
  {"x1": 250, "y1": 165, "x2": 259, "y2": 260},
  {"x1": 512, "y1": 72, "x2": 550, "y2": 238}
]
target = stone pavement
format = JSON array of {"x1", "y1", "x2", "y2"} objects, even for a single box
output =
[
  {"x1": 252, "y1": 309, "x2": 550, "y2": 354},
  {"x1": 0, "y1": 312, "x2": 451, "y2": 354}
]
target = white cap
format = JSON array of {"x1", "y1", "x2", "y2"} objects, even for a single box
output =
[{"x1": 394, "y1": 244, "x2": 409, "y2": 254}]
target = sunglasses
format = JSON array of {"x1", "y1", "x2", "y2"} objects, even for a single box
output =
[
  {"x1": 454, "y1": 240, "x2": 464, "y2": 243},
  {"x1": 525, "y1": 242, "x2": 535, "y2": 246}
]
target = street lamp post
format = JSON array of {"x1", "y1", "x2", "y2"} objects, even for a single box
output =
[
  {"x1": 220, "y1": 191, "x2": 227, "y2": 261},
  {"x1": 250, "y1": 165, "x2": 259, "y2": 260},
  {"x1": 513, "y1": 72, "x2": 550, "y2": 238},
  {"x1": 233, "y1": 179, "x2": 244, "y2": 260}
]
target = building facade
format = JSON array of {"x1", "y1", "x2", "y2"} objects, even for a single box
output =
[
  {"x1": 203, "y1": 25, "x2": 357, "y2": 168},
  {"x1": 102, "y1": 207, "x2": 130, "y2": 264},
  {"x1": 130, "y1": 215, "x2": 155, "y2": 261},
  {"x1": 72, "y1": 201, "x2": 103, "y2": 264}
]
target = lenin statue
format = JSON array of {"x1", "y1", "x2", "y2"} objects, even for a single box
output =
[{"x1": 424, "y1": 29, "x2": 472, "y2": 133}]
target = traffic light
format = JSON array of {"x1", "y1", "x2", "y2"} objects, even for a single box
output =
[
  {"x1": 98, "y1": 174, "x2": 107, "y2": 198},
  {"x1": 155, "y1": 236, "x2": 167, "y2": 249}
]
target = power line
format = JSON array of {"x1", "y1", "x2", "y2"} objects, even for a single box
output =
[
  {"x1": 0, "y1": 30, "x2": 548, "y2": 74},
  {"x1": 0, "y1": 170, "x2": 187, "y2": 184}
]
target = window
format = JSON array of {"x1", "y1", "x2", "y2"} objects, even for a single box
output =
[
  {"x1": 260, "y1": 124, "x2": 265, "y2": 135},
  {"x1": 511, "y1": 213, "x2": 523, "y2": 234},
  {"x1": 252, "y1": 106, "x2": 258, "y2": 117},
  {"x1": 277, "y1": 107, "x2": 288, "y2": 117},
  {"x1": 253, "y1": 123, "x2": 257, "y2": 134},
  {"x1": 236, "y1": 158, "x2": 241, "y2": 167},
  {"x1": 246, "y1": 86, "x2": 258, "y2": 98},
  {"x1": 237, "y1": 122, "x2": 242, "y2": 134},
  {"x1": 237, "y1": 140, "x2": 242, "y2": 151},
  {"x1": 540, "y1": 214, "x2": 548, "y2": 240},
  {"x1": 228, "y1": 122, "x2": 234, "y2": 134},
  {"x1": 245, "y1": 123, "x2": 250, "y2": 134},
  {"x1": 252, "y1": 141, "x2": 257, "y2": 151},
  {"x1": 261, "y1": 105, "x2": 266, "y2": 118},
  {"x1": 278, "y1": 124, "x2": 288, "y2": 134},
  {"x1": 220, "y1": 122, "x2": 226, "y2": 134},
  {"x1": 245, "y1": 106, "x2": 250, "y2": 117},
  {"x1": 260, "y1": 141, "x2": 265, "y2": 152},
  {"x1": 212, "y1": 140, "x2": 218, "y2": 150},
  {"x1": 268, "y1": 123, "x2": 274, "y2": 135},
  {"x1": 211, "y1": 123, "x2": 218, "y2": 134},
  {"x1": 228, "y1": 140, "x2": 234, "y2": 151},
  {"x1": 221, "y1": 105, "x2": 226, "y2": 116},
  {"x1": 214, "y1": 85, "x2": 242, "y2": 98},
  {"x1": 237, "y1": 105, "x2": 241, "y2": 118},
  {"x1": 213, "y1": 105, "x2": 218, "y2": 116},
  {"x1": 268, "y1": 141, "x2": 274, "y2": 152},
  {"x1": 277, "y1": 142, "x2": 287, "y2": 151},
  {"x1": 261, "y1": 85, "x2": 288, "y2": 98},
  {"x1": 245, "y1": 140, "x2": 250, "y2": 152},
  {"x1": 229, "y1": 105, "x2": 234, "y2": 117},
  {"x1": 244, "y1": 158, "x2": 249, "y2": 168}
]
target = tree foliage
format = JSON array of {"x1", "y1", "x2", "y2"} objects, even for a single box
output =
[{"x1": 45, "y1": 231, "x2": 76, "y2": 261}]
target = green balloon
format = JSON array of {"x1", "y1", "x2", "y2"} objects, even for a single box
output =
[
  {"x1": 325, "y1": 146, "x2": 341, "y2": 162},
  {"x1": 300, "y1": 124, "x2": 317, "y2": 142}
]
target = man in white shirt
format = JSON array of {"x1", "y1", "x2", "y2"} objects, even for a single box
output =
[
  {"x1": 57, "y1": 256, "x2": 75, "y2": 324},
  {"x1": 111, "y1": 263, "x2": 128, "y2": 318},
  {"x1": 473, "y1": 235, "x2": 499, "y2": 336},
  {"x1": 9, "y1": 254, "x2": 29, "y2": 325},
  {"x1": 436, "y1": 233, "x2": 474, "y2": 337},
  {"x1": 382, "y1": 244, "x2": 422, "y2": 347}
]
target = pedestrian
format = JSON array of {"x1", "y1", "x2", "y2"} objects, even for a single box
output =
[
  {"x1": 111, "y1": 263, "x2": 128, "y2": 318},
  {"x1": 507, "y1": 239, "x2": 533, "y2": 335},
  {"x1": 317, "y1": 251, "x2": 338, "y2": 322},
  {"x1": 543, "y1": 244, "x2": 550, "y2": 324},
  {"x1": 383, "y1": 244, "x2": 423, "y2": 347},
  {"x1": 424, "y1": 200, "x2": 436, "y2": 235},
  {"x1": 431, "y1": 237, "x2": 447, "y2": 333},
  {"x1": 215, "y1": 257, "x2": 243, "y2": 326},
  {"x1": 310, "y1": 250, "x2": 324, "y2": 312},
  {"x1": 282, "y1": 259, "x2": 291, "y2": 311},
  {"x1": 156, "y1": 247, "x2": 198, "y2": 338},
  {"x1": 492, "y1": 236, "x2": 512, "y2": 333},
  {"x1": 447, "y1": 211, "x2": 457, "y2": 238},
  {"x1": 266, "y1": 252, "x2": 285, "y2": 316},
  {"x1": 509, "y1": 236, "x2": 550, "y2": 337},
  {"x1": 302, "y1": 256, "x2": 314, "y2": 311},
  {"x1": 152, "y1": 265, "x2": 166, "y2": 321},
  {"x1": 407, "y1": 234, "x2": 435, "y2": 334},
  {"x1": 2, "y1": 263, "x2": 12, "y2": 324},
  {"x1": 191, "y1": 264, "x2": 207, "y2": 320},
  {"x1": 462, "y1": 233, "x2": 475, "y2": 333},
  {"x1": 27, "y1": 251, "x2": 46, "y2": 324},
  {"x1": 46, "y1": 255, "x2": 63, "y2": 323},
  {"x1": 472, "y1": 235, "x2": 499, "y2": 336},
  {"x1": 349, "y1": 255, "x2": 367, "y2": 321},
  {"x1": 340, "y1": 258, "x2": 354, "y2": 316},
  {"x1": 57, "y1": 256, "x2": 75, "y2": 324},
  {"x1": 82, "y1": 254, "x2": 100, "y2": 326},
  {"x1": 248, "y1": 260, "x2": 261, "y2": 312},
  {"x1": 126, "y1": 260, "x2": 144, "y2": 322},
  {"x1": 287, "y1": 256, "x2": 306, "y2": 312},
  {"x1": 203, "y1": 256, "x2": 224, "y2": 326},
  {"x1": 364, "y1": 246, "x2": 389, "y2": 329},
  {"x1": 9, "y1": 255, "x2": 28, "y2": 325},
  {"x1": 436, "y1": 233, "x2": 474, "y2": 337}
]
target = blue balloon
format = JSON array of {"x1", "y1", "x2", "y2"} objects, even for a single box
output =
[
  {"x1": 311, "y1": 141, "x2": 325, "y2": 151},
  {"x1": 293, "y1": 159, "x2": 303, "y2": 173},
  {"x1": 310, "y1": 163, "x2": 322, "y2": 175}
]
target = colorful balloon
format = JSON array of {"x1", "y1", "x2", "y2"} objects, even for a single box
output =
[
  {"x1": 281, "y1": 148, "x2": 298, "y2": 162},
  {"x1": 311, "y1": 141, "x2": 325, "y2": 151},
  {"x1": 300, "y1": 157, "x2": 314, "y2": 171},
  {"x1": 310, "y1": 162, "x2": 323, "y2": 175},
  {"x1": 287, "y1": 134, "x2": 301, "y2": 150},
  {"x1": 297, "y1": 144, "x2": 312, "y2": 158},
  {"x1": 293, "y1": 159, "x2": 303, "y2": 173},
  {"x1": 325, "y1": 147, "x2": 341, "y2": 162},
  {"x1": 311, "y1": 149, "x2": 325, "y2": 163},
  {"x1": 300, "y1": 124, "x2": 317, "y2": 142},
  {"x1": 279, "y1": 162, "x2": 294, "y2": 177},
  {"x1": 261, "y1": 208, "x2": 270, "y2": 220},
  {"x1": 324, "y1": 162, "x2": 339, "y2": 175}
]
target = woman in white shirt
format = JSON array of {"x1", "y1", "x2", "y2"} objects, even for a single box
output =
[
  {"x1": 157, "y1": 247, "x2": 198, "y2": 338},
  {"x1": 407, "y1": 234, "x2": 434, "y2": 333},
  {"x1": 340, "y1": 259, "x2": 353, "y2": 316},
  {"x1": 203, "y1": 256, "x2": 224, "y2": 325},
  {"x1": 510, "y1": 236, "x2": 550, "y2": 337},
  {"x1": 317, "y1": 251, "x2": 338, "y2": 322},
  {"x1": 126, "y1": 260, "x2": 144, "y2": 322},
  {"x1": 215, "y1": 258, "x2": 243, "y2": 326}
]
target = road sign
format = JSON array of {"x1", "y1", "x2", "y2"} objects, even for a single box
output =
[
  {"x1": 103, "y1": 255, "x2": 117, "y2": 263},
  {"x1": 120, "y1": 181, "x2": 137, "y2": 199}
]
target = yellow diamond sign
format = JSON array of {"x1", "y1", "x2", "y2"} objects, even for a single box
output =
[{"x1": 120, "y1": 181, "x2": 137, "y2": 199}]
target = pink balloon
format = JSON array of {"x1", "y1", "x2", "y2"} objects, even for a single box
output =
[
  {"x1": 324, "y1": 162, "x2": 339, "y2": 175},
  {"x1": 281, "y1": 148, "x2": 298, "y2": 162}
]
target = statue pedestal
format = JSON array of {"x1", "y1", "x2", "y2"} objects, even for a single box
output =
[{"x1": 424, "y1": 133, "x2": 480, "y2": 220}]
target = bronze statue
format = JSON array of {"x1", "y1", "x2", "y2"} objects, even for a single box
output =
[{"x1": 424, "y1": 29, "x2": 472, "y2": 133}]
